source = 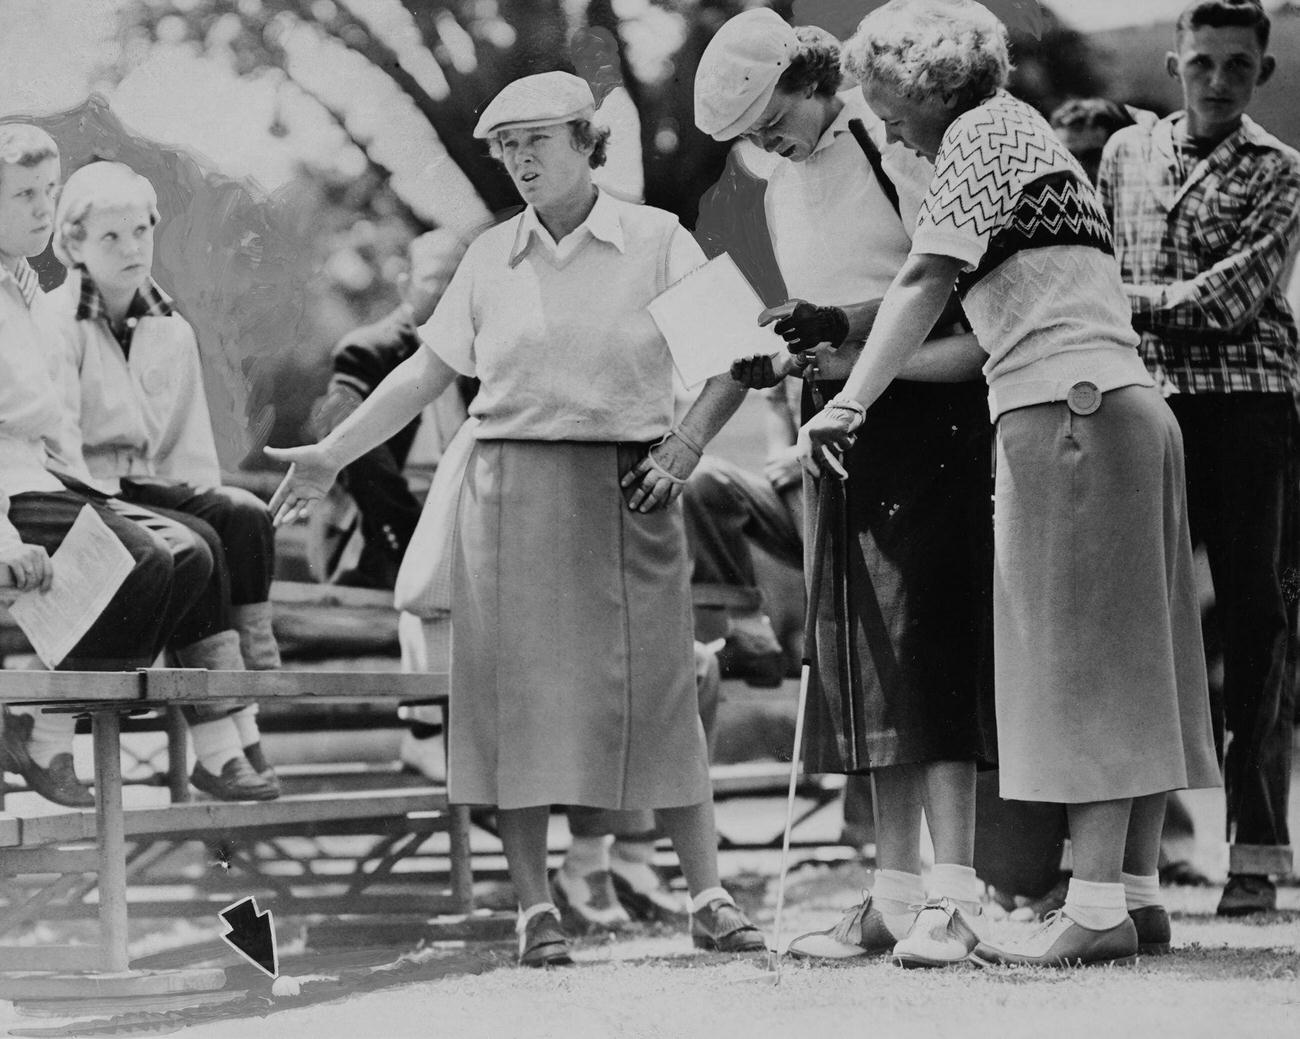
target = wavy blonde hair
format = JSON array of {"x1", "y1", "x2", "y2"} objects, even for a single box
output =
[
  {"x1": 52, "y1": 161, "x2": 160, "y2": 268},
  {"x1": 841, "y1": 0, "x2": 1011, "y2": 108}
]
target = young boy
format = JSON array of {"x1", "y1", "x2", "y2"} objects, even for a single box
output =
[
  {"x1": 44, "y1": 160, "x2": 282, "y2": 801},
  {"x1": 0, "y1": 125, "x2": 218, "y2": 805},
  {"x1": 1099, "y1": 0, "x2": 1300, "y2": 916}
]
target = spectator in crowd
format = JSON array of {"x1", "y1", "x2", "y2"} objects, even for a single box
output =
[
  {"x1": 312, "y1": 229, "x2": 469, "y2": 591},
  {"x1": 314, "y1": 229, "x2": 472, "y2": 780},
  {"x1": 1098, "y1": 0, "x2": 1299, "y2": 917},
  {"x1": 41, "y1": 160, "x2": 282, "y2": 802},
  {"x1": 0, "y1": 125, "x2": 265, "y2": 805},
  {"x1": 695, "y1": 10, "x2": 995, "y2": 969},
  {"x1": 268, "y1": 72, "x2": 766, "y2": 967},
  {"x1": 805, "y1": 0, "x2": 1219, "y2": 967},
  {"x1": 1049, "y1": 97, "x2": 1143, "y2": 184},
  {"x1": 556, "y1": 641, "x2": 722, "y2": 930}
]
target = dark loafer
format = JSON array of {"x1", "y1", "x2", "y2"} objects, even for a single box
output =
[
  {"x1": 1129, "y1": 905, "x2": 1171, "y2": 955},
  {"x1": 691, "y1": 898, "x2": 767, "y2": 953},
  {"x1": 191, "y1": 757, "x2": 280, "y2": 802},
  {"x1": 519, "y1": 909, "x2": 573, "y2": 968},
  {"x1": 1216, "y1": 874, "x2": 1277, "y2": 917},
  {"x1": 1, "y1": 710, "x2": 94, "y2": 808}
]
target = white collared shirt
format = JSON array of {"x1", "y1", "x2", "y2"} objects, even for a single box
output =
[
  {"x1": 764, "y1": 89, "x2": 935, "y2": 306},
  {"x1": 421, "y1": 190, "x2": 705, "y2": 442}
]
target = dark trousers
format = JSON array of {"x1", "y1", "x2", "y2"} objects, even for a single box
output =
[
  {"x1": 6, "y1": 491, "x2": 205, "y2": 668},
  {"x1": 120, "y1": 480, "x2": 274, "y2": 607},
  {"x1": 338, "y1": 420, "x2": 422, "y2": 585},
  {"x1": 1169, "y1": 393, "x2": 1296, "y2": 876},
  {"x1": 681, "y1": 455, "x2": 802, "y2": 613}
]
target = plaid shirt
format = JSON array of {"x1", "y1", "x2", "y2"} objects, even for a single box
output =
[
  {"x1": 74, "y1": 271, "x2": 173, "y2": 358},
  {"x1": 1098, "y1": 113, "x2": 1300, "y2": 395}
]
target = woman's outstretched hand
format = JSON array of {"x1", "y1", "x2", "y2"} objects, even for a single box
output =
[{"x1": 265, "y1": 444, "x2": 343, "y2": 526}]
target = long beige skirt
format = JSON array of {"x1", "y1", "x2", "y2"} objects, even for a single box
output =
[
  {"x1": 446, "y1": 439, "x2": 711, "y2": 810},
  {"x1": 994, "y1": 386, "x2": 1220, "y2": 802}
]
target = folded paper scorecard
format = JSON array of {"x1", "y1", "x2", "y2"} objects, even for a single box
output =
[
  {"x1": 8, "y1": 504, "x2": 135, "y2": 669},
  {"x1": 649, "y1": 253, "x2": 785, "y2": 388}
]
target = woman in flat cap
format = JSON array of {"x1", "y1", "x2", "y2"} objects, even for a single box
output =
[
  {"x1": 268, "y1": 70, "x2": 765, "y2": 967},
  {"x1": 801, "y1": 0, "x2": 1218, "y2": 967},
  {"x1": 694, "y1": 8, "x2": 996, "y2": 969}
]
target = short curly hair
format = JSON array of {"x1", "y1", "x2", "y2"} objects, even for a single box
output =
[
  {"x1": 52, "y1": 161, "x2": 160, "y2": 269},
  {"x1": 487, "y1": 118, "x2": 611, "y2": 170},
  {"x1": 777, "y1": 26, "x2": 845, "y2": 98},
  {"x1": 1176, "y1": 0, "x2": 1270, "y2": 50},
  {"x1": 841, "y1": 0, "x2": 1011, "y2": 109}
]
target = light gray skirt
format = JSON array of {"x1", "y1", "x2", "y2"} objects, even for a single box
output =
[
  {"x1": 993, "y1": 386, "x2": 1220, "y2": 802},
  {"x1": 446, "y1": 438, "x2": 711, "y2": 810}
]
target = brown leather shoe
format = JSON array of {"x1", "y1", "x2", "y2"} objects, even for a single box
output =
[
  {"x1": 518, "y1": 908, "x2": 573, "y2": 968},
  {"x1": 240, "y1": 742, "x2": 281, "y2": 797},
  {"x1": 1129, "y1": 905, "x2": 1171, "y2": 956},
  {"x1": 0, "y1": 709, "x2": 94, "y2": 808},
  {"x1": 1216, "y1": 874, "x2": 1277, "y2": 917},
  {"x1": 191, "y1": 757, "x2": 280, "y2": 801},
  {"x1": 787, "y1": 893, "x2": 897, "y2": 960},
  {"x1": 973, "y1": 911, "x2": 1137, "y2": 968},
  {"x1": 691, "y1": 898, "x2": 767, "y2": 953}
]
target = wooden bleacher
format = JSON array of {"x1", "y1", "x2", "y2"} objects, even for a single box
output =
[{"x1": 0, "y1": 572, "x2": 473, "y2": 988}]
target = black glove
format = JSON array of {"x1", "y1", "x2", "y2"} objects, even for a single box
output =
[
  {"x1": 773, "y1": 302, "x2": 850, "y2": 352},
  {"x1": 730, "y1": 355, "x2": 783, "y2": 389}
]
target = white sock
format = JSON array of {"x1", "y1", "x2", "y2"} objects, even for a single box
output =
[
  {"x1": 27, "y1": 710, "x2": 76, "y2": 768},
  {"x1": 689, "y1": 885, "x2": 732, "y2": 913},
  {"x1": 1064, "y1": 878, "x2": 1127, "y2": 930},
  {"x1": 188, "y1": 716, "x2": 244, "y2": 774},
  {"x1": 872, "y1": 869, "x2": 925, "y2": 939},
  {"x1": 1120, "y1": 871, "x2": 1162, "y2": 911},
  {"x1": 517, "y1": 901, "x2": 560, "y2": 933},
  {"x1": 562, "y1": 835, "x2": 610, "y2": 876},
  {"x1": 928, "y1": 862, "x2": 983, "y2": 927},
  {"x1": 231, "y1": 705, "x2": 260, "y2": 749},
  {"x1": 928, "y1": 862, "x2": 981, "y2": 905}
]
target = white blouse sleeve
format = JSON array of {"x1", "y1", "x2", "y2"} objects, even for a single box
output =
[
  {"x1": 417, "y1": 246, "x2": 478, "y2": 377},
  {"x1": 152, "y1": 318, "x2": 222, "y2": 487}
]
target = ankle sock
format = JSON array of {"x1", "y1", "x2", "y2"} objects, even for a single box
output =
[
  {"x1": 873, "y1": 869, "x2": 925, "y2": 939},
  {"x1": 610, "y1": 837, "x2": 660, "y2": 892},
  {"x1": 1120, "y1": 871, "x2": 1162, "y2": 910},
  {"x1": 231, "y1": 705, "x2": 260, "y2": 748},
  {"x1": 27, "y1": 710, "x2": 76, "y2": 768},
  {"x1": 1064, "y1": 877, "x2": 1128, "y2": 930},
  {"x1": 188, "y1": 716, "x2": 244, "y2": 774},
  {"x1": 928, "y1": 862, "x2": 981, "y2": 904},
  {"x1": 517, "y1": 901, "x2": 560, "y2": 933},
  {"x1": 688, "y1": 886, "x2": 732, "y2": 913},
  {"x1": 562, "y1": 835, "x2": 610, "y2": 877}
]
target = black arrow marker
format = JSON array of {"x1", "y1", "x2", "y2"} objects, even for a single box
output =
[{"x1": 219, "y1": 896, "x2": 278, "y2": 978}]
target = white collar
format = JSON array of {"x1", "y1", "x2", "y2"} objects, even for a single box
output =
[
  {"x1": 509, "y1": 188, "x2": 625, "y2": 265},
  {"x1": 808, "y1": 90, "x2": 881, "y2": 159}
]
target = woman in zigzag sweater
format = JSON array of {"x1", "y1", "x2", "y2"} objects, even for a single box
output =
[{"x1": 802, "y1": 0, "x2": 1219, "y2": 968}]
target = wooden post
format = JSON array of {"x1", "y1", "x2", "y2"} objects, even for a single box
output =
[
  {"x1": 447, "y1": 803, "x2": 474, "y2": 912},
  {"x1": 92, "y1": 708, "x2": 130, "y2": 973},
  {"x1": 165, "y1": 707, "x2": 189, "y2": 803}
]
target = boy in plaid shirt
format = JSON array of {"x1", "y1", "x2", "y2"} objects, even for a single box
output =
[{"x1": 1099, "y1": 0, "x2": 1300, "y2": 916}]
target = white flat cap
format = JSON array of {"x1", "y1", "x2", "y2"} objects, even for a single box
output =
[
  {"x1": 694, "y1": 9, "x2": 796, "y2": 142},
  {"x1": 474, "y1": 71, "x2": 596, "y2": 139}
]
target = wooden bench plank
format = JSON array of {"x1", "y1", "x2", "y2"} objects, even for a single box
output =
[
  {"x1": 17, "y1": 788, "x2": 450, "y2": 847},
  {"x1": 0, "y1": 670, "x2": 143, "y2": 704},
  {"x1": 0, "y1": 813, "x2": 20, "y2": 847}
]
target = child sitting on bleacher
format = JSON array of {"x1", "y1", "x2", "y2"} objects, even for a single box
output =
[
  {"x1": 39, "y1": 159, "x2": 283, "y2": 801},
  {"x1": 0, "y1": 125, "x2": 266, "y2": 804}
]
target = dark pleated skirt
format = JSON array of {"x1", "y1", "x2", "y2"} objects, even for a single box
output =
[{"x1": 800, "y1": 379, "x2": 997, "y2": 773}]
